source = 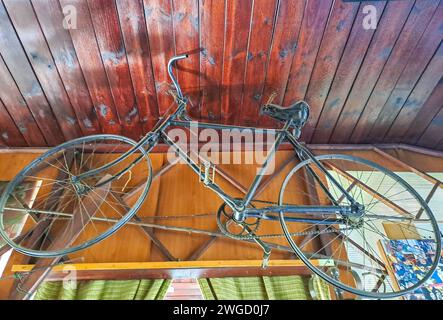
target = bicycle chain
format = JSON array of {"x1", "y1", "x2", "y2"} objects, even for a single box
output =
[
  {"x1": 220, "y1": 223, "x2": 356, "y2": 240},
  {"x1": 138, "y1": 199, "x2": 356, "y2": 241},
  {"x1": 216, "y1": 199, "x2": 357, "y2": 240}
]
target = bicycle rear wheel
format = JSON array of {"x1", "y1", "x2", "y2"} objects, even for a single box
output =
[
  {"x1": 0, "y1": 134, "x2": 152, "y2": 257},
  {"x1": 279, "y1": 154, "x2": 441, "y2": 299}
]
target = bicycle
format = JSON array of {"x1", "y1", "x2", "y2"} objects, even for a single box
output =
[{"x1": 0, "y1": 55, "x2": 441, "y2": 299}]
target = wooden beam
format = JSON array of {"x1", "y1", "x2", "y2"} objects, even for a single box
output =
[
  {"x1": 373, "y1": 147, "x2": 443, "y2": 189},
  {"x1": 325, "y1": 163, "x2": 413, "y2": 217},
  {"x1": 417, "y1": 181, "x2": 440, "y2": 219},
  {"x1": 110, "y1": 189, "x2": 177, "y2": 261},
  {"x1": 0, "y1": 242, "x2": 13, "y2": 257},
  {"x1": 2, "y1": 143, "x2": 443, "y2": 158},
  {"x1": 214, "y1": 166, "x2": 248, "y2": 194},
  {"x1": 255, "y1": 155, "x2": 295, "y2": 197},
  {"x1": 122, "y1": 156, "x2": 180, "y2": 202},
  {"x1": 12, "y1": 259, "x2": 330, "y2": 281},
  {"x1": 186, "y1": 237, "x2": 217, "y2": 261}
]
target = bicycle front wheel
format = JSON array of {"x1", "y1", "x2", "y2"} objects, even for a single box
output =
[
  {"x1": 0, "y1": 134, "x2": 152, "y2": 257},
  {"x1": 279, "y1": 154, "x2": 441, "y2": 299}
]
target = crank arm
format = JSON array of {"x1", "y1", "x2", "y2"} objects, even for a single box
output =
[{"x1": 243, "y1": 224, "x2": 271, "y2": 269}]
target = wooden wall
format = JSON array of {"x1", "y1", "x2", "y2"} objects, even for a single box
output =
[{"x1": 0, "y1": 0, "x2": 442, "y2": 149}]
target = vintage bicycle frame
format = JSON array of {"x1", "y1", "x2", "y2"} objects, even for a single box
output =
[{"x1": 74, "y1": 55, "x2": 361, "y2": 232}]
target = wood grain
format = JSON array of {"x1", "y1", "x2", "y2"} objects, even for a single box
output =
[
  {"x1": 310, "y1": 1, "x2": 386, "y2": 143},
  {"x1": 220, "y1": 0, "x2": 253, "y2": 124},
  {"x1": 88, "y1": 0, "x2": 143, "y2": 140},
  {"x1": 32, "y1": 0, "x2": 101, "y2": 136},
  {"x1": 350, "y1": 0, "x2": 441, "y2": 144},
  {"x1": 303, "y1": 0, "x2": 360, "y2": 142},
  {"x1": 282, "y1": 0, "x2": 333, "y2": 106},
  {"x1": 0, "y1": 56, "x2": 46, "y2": 146},
  {"x1": 367, "y1": 2, "x2": 443, "y2": 143},
  {"x1": 60, "y1": 0, "x2": 122, "y2": 135},
  {"x1": 144, "y1": 0, "x2": 176, "y2": 115},
  {"x1": 4, "y1": 0, "x2": 82, "y2": 141},
  {"x1": 0, "y1": 1, "x2": 441, "y2": 149},
  {"x1": 330, "y1": 0, "x2": 414, "y2": 144},
  {"x1": 116, "y1": 0, "x2": 160, "y2": 132},
  {"x1": 239, "y1": 0, "x2": 278, "y2": 126},
  {"x1": 0, "y1": 1, "x2": 63, "y2": 146},
  {"x1": 259, "y1": 0, "x2": 306, "y2": 128}
]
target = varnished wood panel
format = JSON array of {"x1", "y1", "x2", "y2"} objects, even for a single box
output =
[{"x1": 0, "y1": 0, "x2": 441, "y2": 149}]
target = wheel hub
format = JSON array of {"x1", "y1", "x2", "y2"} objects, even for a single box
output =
[
  {"x1": 71, "y1": 177, "x2": 89, "y2": 195},
  {"x1": 344, "y1": 203, "x2": 365, "y2": 227}
]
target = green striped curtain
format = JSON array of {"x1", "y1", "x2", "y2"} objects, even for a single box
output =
[
  {"x1": 34, "y1": 279, "x2": 171, "y2": 300},
  {"x1": 0, "y1": 181, "x2": 31, "y2": 248},
  {"x1": 198, "y1": 276, "x2": 331, "y2": 300}
]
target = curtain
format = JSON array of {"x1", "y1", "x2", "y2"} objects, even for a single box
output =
[
  {"x1": 34, "y1": 279, "x2": 171, "y2": 300},
  {"x1": 0, "y1": 181, "x2": 33, "y2": 248},
  {"x1": 198, "y1": 275, "x2": 331, "y2": 300}
]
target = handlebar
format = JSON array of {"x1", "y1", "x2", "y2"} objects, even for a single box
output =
[{"x1": 167, "y1": 54, "x2": 188, "y2": 100}]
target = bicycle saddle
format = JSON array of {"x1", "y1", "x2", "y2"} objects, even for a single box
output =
[{"x1": 260, "y1": 100, "x2": 310, "y2": 127}]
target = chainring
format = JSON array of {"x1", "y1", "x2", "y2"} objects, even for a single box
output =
[{"x1": 216, "y1": 201, "x2": 261, "y2": 240}]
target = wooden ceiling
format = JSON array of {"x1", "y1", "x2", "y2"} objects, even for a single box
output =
[{"x1": 0, "y1": 0, "x2": 442, "y2": 149}]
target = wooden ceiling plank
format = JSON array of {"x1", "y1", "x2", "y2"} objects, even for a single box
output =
[
  {"x1": 282, "y1": 0, "x2": 333, "y2": 106},
  {"x1": 330, "y1": 0, "x2": 415, "y2": 144},
  {"x1": 87, "y1": 0, "x2": 144, "y2": 141},
  {"x1": 0, "y1": 2, "x2": 63, "y2": 146},
  {"x1": 302, "y1": 0, "x2": 360, "y2": 142},
  {"x1": 259, "y1": 0, "x2": 306, "y2": 128},
  {"x1": 116, "y1": 0, "x2": 159, "y2": 132},
  {"x1": 12, "y1": 259, "x2": 323, "y2": 281},
  {"x1": 404, "y1": 77, "x2": 443, "y2": 144},
  {"x1": 367, "y1": 2, "x2": 443, "y2": 143},
  {"x1": 199, "y1": 0, "x2": 226, "y2": 122},
  {"x1": 59, "y1": 0, "x2": 122, "y2": 135},
  {"x1": 417, "y1": 104, "x2": 443, "y2": 149},
  {"x1": 0, "y1": 98, "x2": 27, "y2": 147},
  {"x1": 0, "y1": 58, "x2": 46, "y2": 147},
  {"x1": 310, "y1": 1, "x2": 386, "y2": 143},
  {"x1": 350, "y1": 0, "x2": 441, "y2": 144},
  {"x1": 31, "y1": 0, "x2": 101, "y2": 136},
  {"x1": 143, "y1": 0, "x2": 176, "y2": 115},
  {"x1": 239, "y1": 0, "x2": 278, "y2": 126},
  {"x1": 171, "y1": 0, "x2": 201, "y2": 119},
  {"x1": 220, "y1": 0, "x2": 253, "y2": 124},
  {"x1": 384, "y1": 47, "x2": 443, "y2": 142},
  {"x1": 3, "y1": 0, "x2": 82, "y2": 141}
]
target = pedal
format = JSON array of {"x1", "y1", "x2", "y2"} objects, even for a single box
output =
[
  {"x1": 199, "y1": 160, "x2": 216, "y2": 186},
  {"x1": 261, "y1": 249, "x2": 272, "y2": 269}
]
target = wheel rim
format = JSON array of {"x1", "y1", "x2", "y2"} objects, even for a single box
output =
[
  {"x1": 0, "y1": 134, "x2": 152, "y2": 257},
  {"x1": 279, "y1": 154, "x2": 441, "y2": 299}
]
